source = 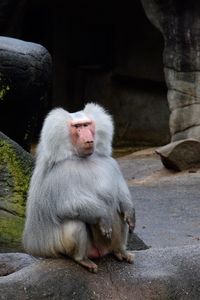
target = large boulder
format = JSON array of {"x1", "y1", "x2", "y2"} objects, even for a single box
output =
[
  {"x1": 1, "y1": 245, "x2": 200, "y2": 299},
  {"x1": 0, "y1": 36, "x2": 52, "y2": 150},
  {"x1": 156, "y1": 139, "x2": 200, "y2": 171},
  {"x1": 0, "y1": 132, "x2": 34, "y2": 252}
]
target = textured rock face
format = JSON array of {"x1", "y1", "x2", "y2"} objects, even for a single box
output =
[
  {"x1": 0, "y1": 132, "x2": 34, "y2": 252},
  {"x1": 141, "y1": 0, "x2": 200, "y2": 142}
]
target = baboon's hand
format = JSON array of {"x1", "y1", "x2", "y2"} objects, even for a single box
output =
[
  {"x1": 99, "y1": 218, "x2": 112, "y2": 239},
  {"x1": 124, "y1": 209, "x2": 135, "y2": 233}
]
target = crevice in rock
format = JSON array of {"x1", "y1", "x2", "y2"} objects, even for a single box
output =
[
  {"x1": 171, "y1": 123, "x2": 200, "y2": 135},
  {"x1": 0, "y1": 206, "x2": 18, "y2": 217},
  {"x1": 168, "y1": 90, "x2": 200, "y2": 110},
  {"x1": 164, "y1": 66, "x2": 200, "y2": 73}
]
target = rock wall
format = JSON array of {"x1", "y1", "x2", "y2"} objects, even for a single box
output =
[{"x1": 141, "y1": 0, "x2": 200, "y2": 142}]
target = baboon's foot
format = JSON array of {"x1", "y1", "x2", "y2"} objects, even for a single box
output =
[
  {"x1": 114, "y1": 251, "x2": 135, "y2": 263},
  {"x1": 76, "y1": 257, "x2": 98, "y2": 273}
]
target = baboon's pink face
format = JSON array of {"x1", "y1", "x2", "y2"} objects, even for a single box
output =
[{"x1": 69, "y1": 120, "x2": 95, "y2": 157}]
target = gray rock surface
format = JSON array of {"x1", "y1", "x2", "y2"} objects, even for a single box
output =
[
  {"x1": 119, "y1": 148, "x2": 200, "y2": 249},
  {"x1": 0, "y1": 253, "x2": 35, "y2": 276},
  {"x1": 0, "y1": 246, "x2": 200, "y2": 300}
]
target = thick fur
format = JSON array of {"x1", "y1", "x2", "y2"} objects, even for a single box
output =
[{"x1": 23, "y1": 103, "x2": 134, "y2": 260}]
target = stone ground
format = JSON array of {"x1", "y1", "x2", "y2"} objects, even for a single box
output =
[
  {"x1": 118, "y1": 148, "x2": 200, "y2": 249},
  {"x1": 1, "y1": 148, "x2": 200, "y2": 299}
]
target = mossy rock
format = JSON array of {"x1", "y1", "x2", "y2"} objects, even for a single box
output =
[{"x1": 0, "y1": 132, "x2": 34, "y2": 252}]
